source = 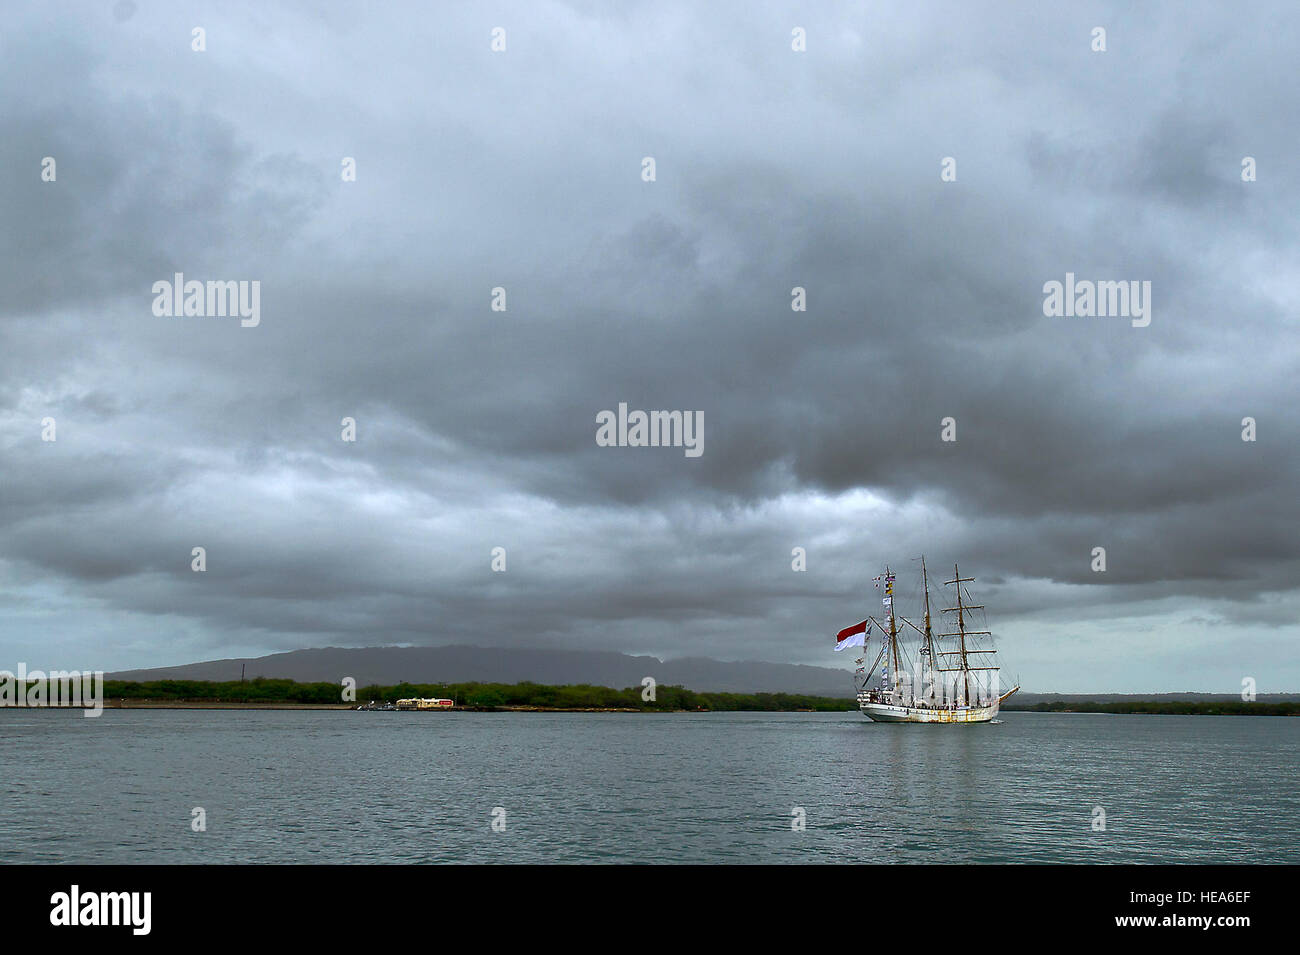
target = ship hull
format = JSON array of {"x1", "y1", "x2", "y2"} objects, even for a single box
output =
[{"x1": 857, "y1": 699, "x2": 999, "y2": 723}]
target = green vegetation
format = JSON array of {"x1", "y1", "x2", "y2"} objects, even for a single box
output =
[
  {"x1": 103, "y1": 678, "x2": 342, "y2": 704},
  {"x1": 1005, "y1": 700, "x2": 1300, "y2": 716},
  {"x1": 100, "y1": 677, "x2": 857, "y2": 712}
]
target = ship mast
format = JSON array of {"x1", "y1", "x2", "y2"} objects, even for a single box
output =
[
  {"x1": 937, "y1": 565, "x2": 996, "y2": 706},
  {"x1": 938, "y1": 563, "x2": 993, "y2": 705},
  {"x1": 921, "y1": 556, "x2": 934, "y2": 697},
  {"x1": 885, "y1": 564, "x2": 899, "y2": 697},
  {"x1": 954, "y1": 563, "x2": 971, "y2": 703}
]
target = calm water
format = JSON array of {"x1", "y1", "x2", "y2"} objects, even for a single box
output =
[{"x1": 2, "y1": 709, "x2": 1296, "y2": 864}]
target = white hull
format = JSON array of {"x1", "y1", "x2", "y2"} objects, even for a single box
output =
[{"x1": 857, "y1": 695, "x2": 1000, "y2": 723}]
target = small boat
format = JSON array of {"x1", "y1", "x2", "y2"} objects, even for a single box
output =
[{"x1": 835, "y1": 556, "x2": 1019, "y2": 724}]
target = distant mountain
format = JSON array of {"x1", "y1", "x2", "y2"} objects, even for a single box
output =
[{"x1": 107, "y1": 645, "x2": 859, "y2": 697}]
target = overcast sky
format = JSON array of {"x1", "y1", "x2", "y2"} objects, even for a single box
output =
[{"x1": 2, "y1": 1, "x2": 1297, "y2": 692}]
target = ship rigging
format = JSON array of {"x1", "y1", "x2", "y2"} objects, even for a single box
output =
[{"x1": 834, "y1": 556, "x2": 1019, "y2": 724}]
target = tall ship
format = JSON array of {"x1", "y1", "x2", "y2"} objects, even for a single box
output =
[{"x1": 834, "y1": 557, "x2": 1018, "y2": 723}]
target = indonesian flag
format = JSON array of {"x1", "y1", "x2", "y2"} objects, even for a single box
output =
[{"x1": 835, "y1": 619, "x2": 871, "y2": 651}]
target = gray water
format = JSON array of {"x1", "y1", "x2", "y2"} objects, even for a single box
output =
[{"x1": 2, "y1": 709, "x2": 1296, "y2": 863}]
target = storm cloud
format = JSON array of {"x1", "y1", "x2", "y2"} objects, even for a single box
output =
[{"x1": 1, "y1": 1, "x2": 1297, "y2": 691}]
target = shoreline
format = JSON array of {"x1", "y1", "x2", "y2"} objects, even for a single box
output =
[
  {"x1": 4, "y1": 701, "x2": 1297, "y2": 716},
  {"x1": 6, "y1": 701, "x2": 673, "y2": 712}
]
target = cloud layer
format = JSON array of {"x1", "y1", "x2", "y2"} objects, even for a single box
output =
[{"x1": 2, "y1": 1, "x2": 1298, "y2": 691}]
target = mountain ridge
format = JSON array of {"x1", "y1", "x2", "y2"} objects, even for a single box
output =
[{"x1": 107, "y1": 645, "x2": 860, "y2": 696}]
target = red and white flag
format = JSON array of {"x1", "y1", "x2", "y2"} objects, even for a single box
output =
[{"x1": 835, "y1": 619, "x2": 872, "y2": 651}]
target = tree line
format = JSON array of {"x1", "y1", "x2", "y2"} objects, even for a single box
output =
[{"x1": 100, "y1": 677, "x2": 857, "y2": 712}]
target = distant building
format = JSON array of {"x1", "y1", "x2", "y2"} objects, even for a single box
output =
[{"x1": 395, "y1": 698, "x2": 454, "y2": 710}]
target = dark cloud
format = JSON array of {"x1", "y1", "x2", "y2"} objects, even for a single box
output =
[{"x1": 1, "y1": 1, "x2": 1297, "y2": 691}]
